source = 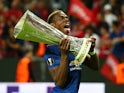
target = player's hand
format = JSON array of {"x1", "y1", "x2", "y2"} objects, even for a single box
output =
[
  {"x1": 88, "y1": 36, "x2": 96, "y2": 52},
  {"x1": 59, "y1": 38, "x2": 70, "y2": 55}
]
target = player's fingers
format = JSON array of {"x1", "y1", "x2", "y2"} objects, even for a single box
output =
[
  {"x1": 90, "y1": 37, "x2": 96, "y2": 43},
  {"x1": 59, "y1": 38, "x2": 67, "y2": 49},
  {"x1": 64, "y1": 39, "x2": 70, "y2": 50},
  {"x1": 87, "y1": 38, "x2": 95, "y2": 42},
  {"x1": 90, "y1": 36, "x2": 95, "y2": 38},
  {"x1": 59, "y1": 38, "x2": 63, "y2": 46},
  {"x1": 87, "y1": 38, "x2": 92, "y2": 42},
  {"x1": 87, "y1": 38, "x2": 96, "y2": 47},
  {"x1": 61, "y1": 38, "x2": 69, "y2": 49},
  {"x1": 59, "y1": 38, "x2": 66, "y2": 47}
]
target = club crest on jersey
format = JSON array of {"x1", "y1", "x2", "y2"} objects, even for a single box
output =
[{"x1": 47, "y1": 58, "x2": 54, "y2": 66}]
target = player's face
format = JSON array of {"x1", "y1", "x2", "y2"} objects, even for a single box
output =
[{"x1": 53, "y1": 11, "x2": 70, "y2": 35}]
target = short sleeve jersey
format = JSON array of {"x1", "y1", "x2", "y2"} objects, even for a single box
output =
[{"x1": 44, "y1": 45, "x2": 82, "y2": 93}]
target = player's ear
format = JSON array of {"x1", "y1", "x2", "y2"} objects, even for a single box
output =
[{"x1": 50, "y1": 23, "x2": 56, "y2": 27}]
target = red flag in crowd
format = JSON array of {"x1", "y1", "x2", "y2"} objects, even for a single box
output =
[
  {"x1": 100, "y1": 54, "x2": 119, "y2": 83},
  {"x1": 68, "y1": 0, "x2": 94, "y2": 24}
]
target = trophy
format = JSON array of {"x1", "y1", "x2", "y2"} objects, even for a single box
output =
[{"x1": 14, "y1": 10, "x2": 91, "y2": 66}]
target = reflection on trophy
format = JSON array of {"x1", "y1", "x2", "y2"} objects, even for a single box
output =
[{"x1": 14, "y1": 10, "x2": 91, "y2": 66}]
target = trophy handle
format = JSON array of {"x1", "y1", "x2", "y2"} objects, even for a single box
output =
[{"x1": 73, "y1": 38, "x2": 91, "y2": 66}]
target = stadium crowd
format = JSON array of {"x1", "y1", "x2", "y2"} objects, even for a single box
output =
[{"x1": 0, "y1": 0, "x2": 124, "y2": 83}]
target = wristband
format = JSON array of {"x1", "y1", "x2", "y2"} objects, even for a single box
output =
[{"x1": 89, "y1": 50, "x2": 96, "y2": 56}]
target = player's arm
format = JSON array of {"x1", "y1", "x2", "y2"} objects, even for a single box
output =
[
  {"x1": 84, "y1": 37, "x2": 99, "y2": 70},
  {"x1": 49, "y1": 38, "x2": 70, "y2": 87},
  {"x1": 84, "y1": 53, "x2": 99, "y2": 70}
]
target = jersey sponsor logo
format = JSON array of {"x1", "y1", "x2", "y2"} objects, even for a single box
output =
[
  {"x1": 69, "y1": 60, "x2": 82, "y2": 71},
  {"x1": 70, "y1": 67, "x2": 82, "y2": 71},
  {"x1": 47, "y1": 58, "x2": 54, "y2": 66}
]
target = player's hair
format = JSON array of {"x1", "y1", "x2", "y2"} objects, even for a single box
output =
[{"x1": 47, "y1": 10, "x2": 62, "y2": 24}]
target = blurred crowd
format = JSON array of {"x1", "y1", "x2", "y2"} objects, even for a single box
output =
[{"x1": 0, "y1": 0, "x2": 124, "y2": 63}]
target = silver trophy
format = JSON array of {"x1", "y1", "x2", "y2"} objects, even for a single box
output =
[{"x1": 14, "y1": 10, "x2": 91, "y2": 66}]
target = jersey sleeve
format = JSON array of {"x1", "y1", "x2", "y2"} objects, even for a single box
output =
[
  {"x1": 44, "y1": 45, "x2": 61, "y2": 69},
  {"x1": 44, "y1": 53, "x2": 60, "y2": 69}
]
